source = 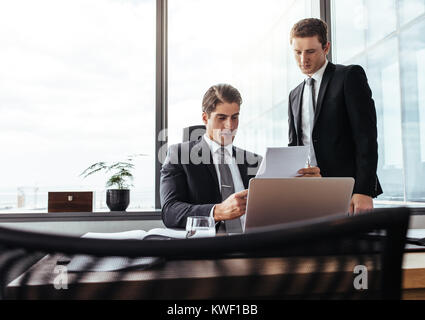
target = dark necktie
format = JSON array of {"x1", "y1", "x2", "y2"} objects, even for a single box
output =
[{"x1": 218, "y1": 148, "x2": 243, "y2": 234}]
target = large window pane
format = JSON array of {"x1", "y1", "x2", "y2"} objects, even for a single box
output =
[
  {"x1": 332, "y1": 0, "x2": 425, "y2": 203},
  {"x1": 0, "y1": 0, "x2": 156, "y2": 212},
  {"x1": 365, "y1": 0, "x2": 397, "y2": 46},
  {"x1": 400, "y1": 19, "x2": 425, "y2": 202},
  {"x1": 367, "y1": 38, "x2": 404, "y2": 200},
  {"x1": 331, "y1": 0, "x2": 366, "y2": 63},
  {"x1": 399, "y1": 0, "x2": 425, "y2": 26},
  {"x1": 418, "y1": 49, "x2": 425, "y2": 163},
  {"x1": 168, "y1": 0, "x2": 320, "y2": 156}
]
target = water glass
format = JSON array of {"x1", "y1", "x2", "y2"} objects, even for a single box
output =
[{"x1": 186, "y1": 216, "x2": 216, "y2": 238}]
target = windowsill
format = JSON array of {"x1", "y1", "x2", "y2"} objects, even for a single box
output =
[
  {"x1": 0, "y1": 203, "x2": 424, "y2": 223},
  {"x1": 0, "y1": 210, "x2": 162, "y2": 223}
]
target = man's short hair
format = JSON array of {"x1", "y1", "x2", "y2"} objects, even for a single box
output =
[
  {"x1": 202, "y1": 84, "x2": 242, "y2": 116},
  {"x1": 290, "y1": 18, "x2": 329, "y2": 48}
]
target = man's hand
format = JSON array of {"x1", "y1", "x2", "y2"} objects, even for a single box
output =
[
  {"x1": 349, "y1": 194, "x2": 373, "y2": 215},
  {"x1": 297, "y1": 167, "x2": 321, "y2": 177},
  {"x1": 214, "y1": 190, "x2": 248, "y2": 222}
]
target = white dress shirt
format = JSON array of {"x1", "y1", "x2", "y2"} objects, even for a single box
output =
[
  {"x1": 203, "y1": 134, "x2": 246, "y2": 229},
  {"x1": 301, "y1": 59, "x2": 329, "y2": 167}
]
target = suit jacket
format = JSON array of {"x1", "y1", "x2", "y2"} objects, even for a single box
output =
[
  {"x1": 288, "y1": 62, "x2": 383, "y2": 198},
  {"x1": 160, "y1": 137, "x2": 262, "y2": 228}
]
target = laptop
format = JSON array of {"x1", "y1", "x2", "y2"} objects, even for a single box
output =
[{"x1": 244, "y1": 178, "x2": 355, "y2": 231}]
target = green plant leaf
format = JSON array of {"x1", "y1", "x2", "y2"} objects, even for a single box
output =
[
  {"x1": 80, "y1": 155, "x2": 143, "y2": 189},
  {"x1": 80, "y1": 162, "x2": 107, "y2": 178}
]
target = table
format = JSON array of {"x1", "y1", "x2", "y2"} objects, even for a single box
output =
[
  {"x1": 402, "y1": 252, "x2": 425, "y2": 299},
  {"x1": 7, "y1": 251, "x2": 425, "y2": 300}
]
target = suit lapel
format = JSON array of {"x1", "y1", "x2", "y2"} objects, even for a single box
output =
[
  {"x1": 291, "y1": 83, "x2": 305, "y2": 145},
  {"x1": 314, "y1": 62, "x2": 335, "y2": 126},
  {"x1": 206, "y1": 159, "x2": 219, "y2": 189},
  {"x1": 193, "y1": 137, "x2": 220, "y2": 191},
  {"x1": 238, "y1": 165, "x2": 249, "y2": 189},
  {"x1": 233, "y1": 148, "x2": 249, "y2": 189}
]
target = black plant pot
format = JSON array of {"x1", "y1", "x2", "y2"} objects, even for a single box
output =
[{"x1": 106, "y1": 189, "x2": 130, "y2": 212}]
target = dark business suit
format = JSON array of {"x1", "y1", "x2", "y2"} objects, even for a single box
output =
[
  {"x1": 160, "y1": 137, "x2": 262, "y2": 228},
  {"x1": 288, "y1": 62, "x2": 383, "y2": 198}
]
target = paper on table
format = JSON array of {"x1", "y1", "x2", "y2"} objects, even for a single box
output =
[
  {"x1": 82, "y1": 228, "x2": 187, "y2": 240},
  {"x1": 406, "y1": 229, "x2": 425, "y2": 248},
  {"x1": 407, "y1": 229, "x2": 425, "y2": 239},
  {"x1": 83, "y1": 230, "x2": 146, "y2": 240},
  {"x1": 256, "y1": 147, "x2": 309, "y2": 178}
]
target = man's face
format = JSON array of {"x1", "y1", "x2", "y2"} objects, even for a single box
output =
[
  {"x1": 292, "y1": 36, "x2": 330, "y2": 76},
  {"x1": 202, "y1": 102, "x2": 240, "y2": 146}
]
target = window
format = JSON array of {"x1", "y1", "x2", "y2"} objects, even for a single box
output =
[
  {"x1": 167, "y1": 0, "x2": 320, "y2": 156},
  {"x1": 7, "y1": 0, "x2": 419, "y2": 215},
  {"x1": 331, "y1": 0, "x2": 425, "y2": 203},
  {"x1": 399, "y1": 0, "x2": 425, "y2": 26},
  {"x1": 0, "y1": 0, "x2": 156, "y2": 212},
  {"x1": 1, "y1": 0, "x2": 323, "y2": 215}
]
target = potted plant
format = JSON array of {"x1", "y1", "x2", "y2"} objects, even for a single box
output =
[{"x1": 80, "y1": 154, "x2": 144, "y2": 212}]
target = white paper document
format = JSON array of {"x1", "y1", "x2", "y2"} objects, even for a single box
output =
[
  {"x1": 407, "y1": 229, "x2": 425, "y2": 239},
  {"x1": 82, "y1": 228, "x2": 187, "y2": 240},
  {"x1": 256, "y1": 146, "x2": 309, "y2": 178}
]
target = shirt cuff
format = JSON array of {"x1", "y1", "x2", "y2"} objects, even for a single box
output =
[{"x1": 210, "y1": 205, "x2": 222, "y2": 228}]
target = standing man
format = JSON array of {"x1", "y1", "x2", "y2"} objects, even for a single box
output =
[
  {"x1": 161, "y1": 84, "x2": 320, "y2": 230},
  {"x1": 288, "y1": 18, "x2": 382, "y2": 214}
]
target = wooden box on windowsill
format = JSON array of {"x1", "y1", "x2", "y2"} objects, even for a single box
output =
[{"x1": 48, "y1": 192, "x2": 93, "y2": 213}]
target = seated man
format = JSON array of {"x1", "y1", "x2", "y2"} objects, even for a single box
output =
[{"x1": 160, "y1": 84, "x2": 320, "y2": 231}]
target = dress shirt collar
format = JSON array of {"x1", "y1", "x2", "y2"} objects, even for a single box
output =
[
  {"x1": 203, "y1": 134, "x2": 233, "y2": 157},
  {"x1": 306, "y1": 59, "x2": 329, "y2": 84}
]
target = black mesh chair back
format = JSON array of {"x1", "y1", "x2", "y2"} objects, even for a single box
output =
[
  {"x1": 182, "y1": 125, "x2": 206, "y2": 143},
  {"x1": 0, "y1": 207, "x2": 410, "y2": 300}
]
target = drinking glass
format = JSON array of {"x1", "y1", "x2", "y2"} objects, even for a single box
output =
[{"x1": 186, "y1": 216, "x2": 216, "y2": 238}]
